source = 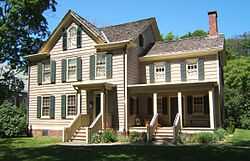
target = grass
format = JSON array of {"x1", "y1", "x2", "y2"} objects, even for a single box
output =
[
  {"x1": 0, "y1": 130, "x2": 249, "y2": 161},
  {"x1": 225, "y1": 128, "x2": 250, "y2": 146}
]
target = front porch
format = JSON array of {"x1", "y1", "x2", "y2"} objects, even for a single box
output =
[{"x1": 127, "y1": 81, "x2": 220, "y2": 138}]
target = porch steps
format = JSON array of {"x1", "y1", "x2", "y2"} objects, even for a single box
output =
[
  {"x1": 152, "y1": 127, "x2": 174, "y2": 144},
  {"x1": 70, "y1": 126, "x2": 88, "y2": 143}
]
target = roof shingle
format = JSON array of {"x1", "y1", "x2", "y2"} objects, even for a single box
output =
[{"x1": 145, "y1": 35, "x2": 224, "y2": 56}]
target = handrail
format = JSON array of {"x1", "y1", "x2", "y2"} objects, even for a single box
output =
[
  {"x1": 87, "y1": 113, "x2": 102, "y2": 143},
  {"x1": 173, "y1": 113, "x2": 181, "y2": 143},
  {"x1": 63, "y1": 113, "x2": 90, "y2": 142},
  {"x1": 147, "y1": 113, "x2": 159, "y2": 142}
]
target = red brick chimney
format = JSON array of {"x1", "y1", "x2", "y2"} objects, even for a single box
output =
[{"x1": 208, "y1": 11, "x2": 218, "y2": 36}]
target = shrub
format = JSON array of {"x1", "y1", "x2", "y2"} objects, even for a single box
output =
[
  {"x1": 214, "y1": 128, "x2": 226, "y2": 141},
  {"x1": 240, "y1": 114, "x2": 250, "y2": 129},
  {"x1": 0, "y1": 102, "x2": 27, "y2": 137},
  {"x1": 90, "y1": 130, "x2": 118, "y2": 144},
  {"x1": 226, "y1": 120, "x2": 235, "y2": 134},
  {"x1": 128, "y1": 132, "x2": 146, "y2": 143},
  {"x1": 101, "y1": 130, "x2": 117, "y2": 143},
  {"x1": 196, "y1": 132, "x2": 216, "y2": 144},
  {"x1": 117, "y1": 134, "x2": 129, "y2": 143}
]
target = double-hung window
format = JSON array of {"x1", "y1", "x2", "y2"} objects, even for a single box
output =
[
  {"x1": 67, "y1": 95, "x2": 77, "y2": 116},
  {"x1": 42, "y1": 63, "x2": 50, "y2": 83},
  {"x1": 67, "y1": 59, "x2": 77, "y2": 81},
  {"x1": 186, "y1": 60, "x2": 198, "y2": 81},
  {"x1": 193, "y1": 96, "x2": 204, "y2": 114},
  {"x1": 68, "y1": 26, "x2": 77, "y2": 49},
  {"x1": 42, "y1": 97, "x2": 50, "y2": 118},
  {"x1": 96, "y1": 54, "x2": 106, "y2": 79},
  {"x1": 155, "y1": 63, "x2": 165, "y2": 82}
]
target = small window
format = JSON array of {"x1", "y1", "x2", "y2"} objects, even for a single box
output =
[
  {"x1": 68, "y1": 26, "x2": 77, "y2": 49},
  {"x1": 67, "y1": 95, "x2": 77, "y2": 116},
  {"x1": 42, "y1": 97, "x2": 50, "y2": 117},
  {"x1": 193, "y1": 96, "x2": 204, "y2": 114},
  {"x1": 155, "y1": 63, "x2": 165, "y2": 82},
  {"x1": 186, "y1": 61, "x2": 198, "y2": 81},
  {"x1": 42, "y1": 63, "x2": 50, "y2": 83},
  {"x1": 96, "y1": 54, "x2": 106, "y2": 79},
  {"x1": 139, "y1": 34, "x2": 144, "y2": 47},
  {"x1": 67, "y1": 59, "x2": 77, "y2": 81}
]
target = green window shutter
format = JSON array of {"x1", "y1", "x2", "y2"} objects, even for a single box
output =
[
  {"x1": 61, "y1": 95, "x2": 66, "y2": 119},
  {"x1": 77, "y1": 27, "x2": 82, "y2": 48},
  {"x1": 165, "y1": 62, "x2": 171, "y2": 82},
  {"x1": 50, "y1": 96, "x2": 55, "y2": 119},
  {"x1": 61, "y1": 59, "x2": 67, "y2": 82},
  {"x1": 89, "y1": 55, "x2": 95, "y2": 80},
  {"x1": 180, "y1": 62, "x2": 187, "y2": 81},
  {"x1": 198, "y1": 58, "x2": 205, "y2": 80},
  {"x1": 77, "y1": 57, "x2": 82, "y2": 81},
  {"x1": 37, "y1": 96, "x2": 41, "y2": 118},
  {"x1": 62, "y1": 28, "x2": 67, "y2": 51},
  {"x1": 37, "y1": 63, "x2": 42, "y2": 85},
  {"x1": 204, "y1": 95, "x2": 209, "y2": 114},
  {"x1": 149, "y1": 64, "x2": 155, "y2": 83},
  {"x1": 187, "y1": 96, "x2": 193, "y2": 114},
  {"x1": 106, "y1": 53, "x2": 112, "y2": 79},
  {"x1": 50, "y1": 61, "x2": 56, "y2": 84}
]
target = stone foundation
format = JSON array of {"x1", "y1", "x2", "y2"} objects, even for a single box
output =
[{"x1": 32, "y1": 129, "x2": 62, "y2": 137}]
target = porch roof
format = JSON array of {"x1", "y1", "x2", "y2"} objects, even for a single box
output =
[
  {"x1": 73, "y1": 81, "x2": 116, "y2": 91},
  {"x1": 128, "y1": 81, "x2": 217, "y2": 95}
]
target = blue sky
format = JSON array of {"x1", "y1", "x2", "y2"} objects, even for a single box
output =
[{"x1": 45, "y1": 0, "x2": 250, "y2": 38}]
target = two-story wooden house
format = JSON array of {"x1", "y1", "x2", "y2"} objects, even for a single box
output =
[{"x1": 27, "y1": 10, "x2": 224, "y2": 143}]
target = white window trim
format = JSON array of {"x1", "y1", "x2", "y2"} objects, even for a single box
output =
[
  {"x1": 154, "y1": 62, "x2": 165, "y2": 83},
  {"x1": 192, "y1": 95, "x2": 205, "y2": 116},
  {"x1": 67, "y1": 25, "x2": 77, "y2": 49},
  {"x1": 66, "y1": 58, "x2": 77, "y2": 82},
  {"x1": 42, "y1": 63, "x2": 50, "y2": 84},
  {"x1": 186, "y1": 59, "x2": 198, "y2": 81},
  {"x1": 66, "y1": 94, "x2": 77, "y2": 118},
  {"x1": 41, "y1": 96, "x2": 50, "y2": 119},
  {"x1": 95, "y1": 54, "x2": 106, "y2": 80}
]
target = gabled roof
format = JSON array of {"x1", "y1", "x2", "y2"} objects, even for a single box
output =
[
  {"x1": 99, "y1": 17, "x2": 158, "y2": 42},
  {"x1": 145, "y1": 35, "x2": 224, "y2": 57},
  {"x1": 38, "y1": 10, "x2": 159, "y2": 54}
]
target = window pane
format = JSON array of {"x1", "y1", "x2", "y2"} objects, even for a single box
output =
[
  {"x1": 68, "y1": 59, "x2": 77, "y2": 80},
  {"x1": 193, "y1": 96, "x2": 203, "y2": 113},
  {"x1": 68, "y1": 27, "x2": 77, "y2": 49},
  {"x1": 42, "y1": 97, "x2": 50, "y2": 116},
  {"x1": 96, "y1": 54, "x2": 106, "y2": 78},
  {"x1": 43, "y1": 63, "x2": 50, "y2": 82},
  {"x1": 155, "y1": 64, "x2": 165, "y2": 81},
  {"x1": 67, "y1": 95, "x2": 76, "y2": 116}
]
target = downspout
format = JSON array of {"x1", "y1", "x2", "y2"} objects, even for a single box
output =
[{"x1": 123, "y1": 45, "x2": 128, "y2": 133}]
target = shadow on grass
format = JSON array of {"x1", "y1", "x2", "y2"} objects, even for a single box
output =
[
  {"x1": 0, "y1": 144, "x2": 250, "y2": 161},
  {"x1": 231, "y1": 140, "x2": 250, "y2": 146}
]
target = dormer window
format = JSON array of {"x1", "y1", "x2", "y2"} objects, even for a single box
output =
[
  {"x1": 68, "y1": 26, "x2": 77, "y2": 49},
  {"x1": 139, "y1": 34, "x2": 144, "y2": 47}
]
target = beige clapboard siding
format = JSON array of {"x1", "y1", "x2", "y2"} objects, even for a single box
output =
[
  {"x1": 29, "y1": 22, "x2": 125, "y2": 131},
  {"x1": 127, "y1": 26, "x2": 155, "y2": 85},
  {"x1": 145, "y1": 55, "x2": 219, "y2": 84}
]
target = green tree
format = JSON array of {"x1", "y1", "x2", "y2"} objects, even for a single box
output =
[
  {"x1": 224, "y1": 57, "x2": 250, "y2": 129},
  {"x1": 0, "y1": 0, "x2": 57, "y2": 104},
  {"x1": 164, "y1": 32, "x2": 175, "y2": 42},
  {"x1": 180, "y1": 29, "x2": 208, "y2": 39}
]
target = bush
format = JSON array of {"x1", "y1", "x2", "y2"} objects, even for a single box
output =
[
  {"x1": 90, "y1": 130, "x2": 117, "y2": 144},
  {"x1": 128, "y1": 132, "x2": 147, "y2": 143},
  {"x1": 0, "y1": 102, "x2": 27, "y2": 137},
  {"x1": 214, "y1": 128, "x2": 226, "y2": 141},
  {"x1": 240, "y1": 114, "x2": 250, "y2": 129},
  {"x1": 117, "y1": 134, "x2": 129, "y2": 143},
  {"x1": 226, "y1": 120, "x2": 235, "y2": 134},
  {"x1": 196, "y1": 132, "x2": 216, "y2": 144},
  {"x1": 179, "y1": 134, "x2": 197, "y2": 144}
]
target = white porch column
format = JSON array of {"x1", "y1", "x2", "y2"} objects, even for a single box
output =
[
  {"x1": 100, "y1": 91, "x2": 105, "y2": 129},
  {"x1": 77, "y1": 90, "x2": 81, "y2": 115},
  {"x1": 178, "y1": 92, "x2": 183, "y2": 128},
  {"x1": 153, "y1": 93, "x2": 158, "y2": 115},
  {"x1": 209, "y1": 89, "x2": 215, "y2": 129}
]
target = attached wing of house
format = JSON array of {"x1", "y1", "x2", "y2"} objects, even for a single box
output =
[{"x1": 27, "y1": 10, "x2": 224, "y2": 144}]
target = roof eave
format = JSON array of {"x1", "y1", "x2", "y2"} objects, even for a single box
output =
[
  {"x1": 95, "y1": 40, "x2": 135, "y2": 51},
  {"x1": 140, "y1": 47, "x2": 223, "y2": 62}
]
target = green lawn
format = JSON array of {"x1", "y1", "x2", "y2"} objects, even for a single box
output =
[{"x1": 0, "y1": 129, "x2": 250, "y2": 161}]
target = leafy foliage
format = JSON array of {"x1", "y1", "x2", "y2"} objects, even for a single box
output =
[
  {"x1": 128, "y1": 132, "x2": 147, "y2": 143},
  {"x1": 180, "y1": 29, "x2": 208, "y2": 39},
  {"x1": 0, "y1": 102, "x2": 27, "y2": 137},
  {"x1": 224, "y1": 57, "x2": 250, "y2": 129},
  {"x1": 91, "y1": 130, "x2": 118, "y2": 144}
]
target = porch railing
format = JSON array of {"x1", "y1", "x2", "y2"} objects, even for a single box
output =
[
  {"x1": 87, "y1": 113, "x2": 102, "y2": 143},
  {"x1": 173, "y1": 113, "x2": 181, "y2": 143},
  {"x1": 63, "y1": 113, "x2": 90, "y2": 142},
  {"x1": 147, "y1": 113, "x2": 159, "y2": 142}
]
